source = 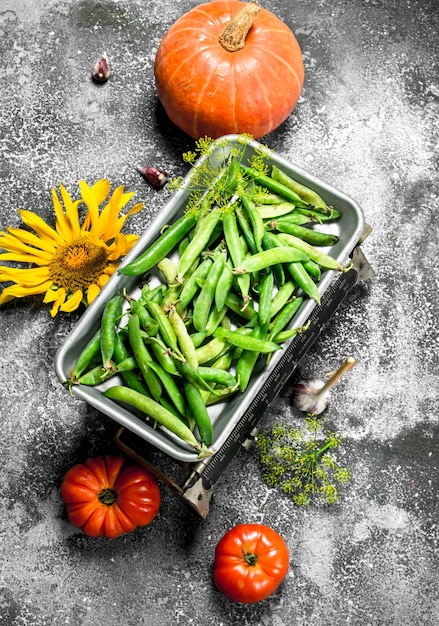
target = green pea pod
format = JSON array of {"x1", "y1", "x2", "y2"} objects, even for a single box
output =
[
  {"x1": 268, "y1": 297, "x2": 304, "y2": 340},
  {"x1": 177, "y1": 360, "x2": 221, "y2": 396},
  {"x1": 241, "y1": 194, "x2": 265, "y2": 252},
  {"x1": 303, "y1": 259, "x2": 321, "y2": 282},
  {"x1": 214, "y1": 260, "x2": 235, "y2": 312},
  {"x1": 146, "y1": 360, "x2": 186, "y2": 417},
  {"x1": 128, "y1": 313, "x2": 162, "y2": 401},
  {"x1": 72, "y1": 329, "x2": 101, "y2": 379},
  {"x1": 209, "y1": 351, "x2": 234, "y2": 372},
  {"x1": 274, "y1": 220, "x2": 339, "y2": 247},
  {"x1": 197, "y1": 366, "x2": 237, "y2": 388},
  {"x1": 269, "y1": 282, "x2": 297, "y2": 319},
  {"x1": 189, "y1": 331, "x2": 207, "y2": 348},
  {"x1": 113, "y1": 332, "x2": 151, "y2": 397},
  {"x1": 276, "y1": 232, "x2": 343, "y2": 271},
  {"x1": 261, "y1": 232, "x2": 285, "y2": 287},
  {"x1": 78, "y1": 357, "x2": 138, "y2": 386},
  {"x1": 241, "y1": 165, "x2": 311, "y2": 208},
  {"x1": 195, "y1": 336, "x2": 228, "y2": 365},
  {"x1": 168, "y1": 306, "x2": 198, "y2": 369},
  {"x1": 176, "y1": 256, "x2": 213, "y2": 315},
  {"x1": 236, "y1": 207, "x2": 257, "y2": 253},
  {"x1": 192, "y1": 250, "x2": 227, "y2": 332},
  {"x1": 145, "y1": 300, "x2": 181, "y2": 357},
  {"x1": 150, "y1": 337, "x2": 180, "y2": 375},
  {"x1": 257, "y1": 271, "x2": 275, "y2": 328},
  {"x1": 224, "y1": 292, "x2": 257, "y2": 322},
  {"x1": 222, "y1": 157, "x2": 242, "y2": 197},
  {"x1": 256, "y1": 202, "x2": 297, "y2": 220},
  {"x1": 129, "y1": 299, "x2": 159, "y2": 336},
  {"x1": 295, "y1": 207, "x2": 342, "y2": 222},
  {"x1": 213, "y1": 327, "x2": 281, "y2": 353},
  {"x1": 286, "y1": 261, "x2": 321, "y2": 303},
  {"x1": 237, "y1": 247, "x2": 308, "y2": 274},
  {"x1": 264, "y1": 213, "x2": 312, "y2": 227},
  {"x1": 100, "y1": 294, "x2": 124, "y2": 367},
  {"x1": 103, "y1": 386, "x2": 205, "y2": 454},
  {"x1": 157, "y1": 257, "x2": 178, "y2": 285},
  {"x1": 251, "y1": 190, "x2": 285, "y2": 205},
  {"x1": 271, "y1": 165, "x2": 328, "y2": 210},
  {"x1": 223, "y1": 211, "x2": 250, "y2": 304},
  {"x1": 272, "y1": 323, "x2": 309, "y2": 343},
  {"x1": 119, "y1": 213, "x2": 196, "y2": 276},
  {"x1": 141, "y1": 283, "x2": 167, "y2": 305},
  {"x1": 205, "y1": 305, "x2": 227, "y2": 337},
  {"x1": 236, "y1": 322, "x2": 268, "y2": 392},
  {"x1": 183, "y1": 381, "x2": 213, "y2": 447},
  {"x1": 177, "y1": 208, "x2": 222, "y2": 277},
  {"x1": 161, "y1": 281, "x2": 183, "y2": 310}
]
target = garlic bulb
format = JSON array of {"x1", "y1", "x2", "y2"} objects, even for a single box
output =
[{"x1": 293, "y1": 356, "x2": 358, "y2": 414}]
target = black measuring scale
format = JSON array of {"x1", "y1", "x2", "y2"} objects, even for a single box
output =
[{"x1": 115, "y1": 238, "x2": 373, "y2": 517}]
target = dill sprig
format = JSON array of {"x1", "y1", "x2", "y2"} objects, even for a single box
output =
[
  {"x1": 167, "y1": 134, "x2": 273, "y2": 213},
  {"x1": 256, "y1": 415, "x2": 351, "y2": 506}
]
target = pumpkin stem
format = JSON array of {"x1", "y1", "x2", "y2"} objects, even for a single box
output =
[{"x1": 218, "y1": 2, "x2": 261, "y2": 52}]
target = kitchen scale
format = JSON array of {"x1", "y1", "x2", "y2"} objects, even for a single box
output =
[{"x1": 114, "y1": 231, "x2": 373, "y2": 517}]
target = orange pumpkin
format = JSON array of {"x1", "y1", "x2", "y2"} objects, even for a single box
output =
[{"x1": 154, "y1": 1, "x2": 304, "y2": 139}]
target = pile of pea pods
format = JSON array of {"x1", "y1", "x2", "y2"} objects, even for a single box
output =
[{"x1": 68, "y1": 160, "x2": 345, "y2": 457}]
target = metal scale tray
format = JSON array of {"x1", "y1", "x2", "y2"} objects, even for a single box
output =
[{"x1": 55, "y1": 135, "x2": 373, "y2": 517}]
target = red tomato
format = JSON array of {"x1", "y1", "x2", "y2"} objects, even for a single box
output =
[
  {"x1": 60, "y1": 455, "x2": 160, "y2": 538},
  {"x1": 213, "y1": 523, "x2": 289, "y2": 603}
]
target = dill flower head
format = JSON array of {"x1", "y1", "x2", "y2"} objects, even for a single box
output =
[{"x1": 0, "y1": 179, "x2": 143, "y2": 317}]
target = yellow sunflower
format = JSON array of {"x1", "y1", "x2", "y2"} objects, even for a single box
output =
[{"x1": 0, "y1": 179, "x2": 143, "y2": 316}]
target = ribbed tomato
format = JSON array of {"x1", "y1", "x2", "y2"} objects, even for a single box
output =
[
  {"x1": 213, "y1": 523, "x2": 289, "y2": 603},
  {"x1": 60, "y1": 455, "x2": 160, "y2": 538},
  {"x1": 154, "y1": 1, "x2": 304, "y2": 139}
]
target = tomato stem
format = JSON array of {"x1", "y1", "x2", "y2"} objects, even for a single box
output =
[
  {"x1": 219, "y1": 2, "x2": 261, "y2": 52},
  {"x1": 98, "y1": 487, "x2": 118, "y2": 506},
  {"x1": 242, "y1": 547, "x2": 259, "y2": 567}
]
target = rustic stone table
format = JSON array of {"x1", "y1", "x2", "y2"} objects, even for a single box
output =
[{"x1": 1, "y1": 1, "x2": 437, "y2": 624}]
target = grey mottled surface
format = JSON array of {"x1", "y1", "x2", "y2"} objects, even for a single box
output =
[{"x1": 0, "y1": 1, "x2": 438, "y2": 625}]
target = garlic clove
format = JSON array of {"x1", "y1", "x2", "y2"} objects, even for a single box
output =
[
  {"x1": 92, "y1": 53, "x2": 110, "y2": 83},
  {"x1": 137, "y1": 166, "x2": 168, "y2": 188}
]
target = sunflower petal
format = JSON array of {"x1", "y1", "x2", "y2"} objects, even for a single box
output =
[
  {"x1": 0, "y1": 232, "x2": 52, "y2": 262},
  {"x1": 18, "y1": 209, "x2": 64, "y2": 246},
  {"x1": 86, "y1": 283, "x2": 101, "y2": 305},
  {"x1": 0, "y1": 252, "x2": 50, "y2": 266},
  {"x1": 113, "y1": 205, "x2": 143, "y2": 236},
  {"x1": 52, "y1": 187, "x2": 73, "y2": 242},
  {"x1": 79, "y1": 179, "x2": 110, "y2": 233},
  {"x1": 49, "y1": 287, "x2": 67, "y2": 317},
  {"x1": 97, "y1": 273, "x2": 110, "y2": 288},
  {"x1": 124, "y1": 201, "x2": 144, "y2": 218},
  {"x1": 60, "y1": 185, "x2": 81, "y2": 238},
  {"x1": 96, "y1": 186, "x2": 127, "y2": 240},
  {"x1": 90, "y1": 179, "x2": 111, "y2": 205},
  {"x1": 3, "y1": 227, "x2": 57, "y2": 254},
  {"x1": 0, "y1": 280, "x2": 54, "y2": 303},
  {"x1": 60, "y1": 289, "x2": 83, "y2": 313},
  {"x1": 106, "y1": 233, "x2": 139, "y2": 260},
  {"x1": 43, "y1": 288, "x2": 61, "y2": 303},
  {"x1": 0, "y1": 265, "x2": 50, "y2": 283}
]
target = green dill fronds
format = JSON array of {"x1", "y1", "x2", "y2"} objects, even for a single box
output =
[
  {"x1": 167, "y1": 134, "x2": 272, "y2": 214},
  {"x1": 256, "y1": 415, "x2": 351, "y2": 506}
]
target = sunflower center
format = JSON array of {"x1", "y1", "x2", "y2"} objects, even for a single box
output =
[{"x1": 49, "y1": 236, "x2": 109, "y2": 291}]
